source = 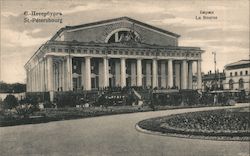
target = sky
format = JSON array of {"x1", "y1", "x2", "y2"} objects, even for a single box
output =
[{"x1": 1, "y1": 0, "x2": 249, "y2": 83}]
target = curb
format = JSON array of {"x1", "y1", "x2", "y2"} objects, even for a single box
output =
[{"x1": 135, "y1": 107, "x2": 250, "y2": 142}]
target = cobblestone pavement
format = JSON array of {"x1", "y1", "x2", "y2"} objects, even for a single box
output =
[{"x1": 0, "y1": 103, "x2": 249, "y2": 156}]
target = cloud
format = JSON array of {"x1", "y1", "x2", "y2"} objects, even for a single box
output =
[
  {"x1": 179, "y1": 38, "x2": 220, "y2": 47},
  {"x1": 64, "y1": 3, "x2": 109, "y2": 14},
  {"x1": 2, "y1": 29, "x2": 49, "y2": 47},
  {"x1": 150, "y1": 17, "x2": 218, "y2": 28},
  {"x1": 206, "y1": 5, "x2": 229, "y2": 11},
  {"x1": 64, "y1": 1, "x2": 166, "y2": 15},
  {"x1": 118, "y1": 3, "x2": 165, "y2": 14},
  {"x1": 188, "y1": 24, "x2": 249, "y2": 32},
  {"x1": 166, "y1": 6, "x2": 194, "y2": 13},
  {"x1": 31, "y1": 28, "x2": 42, "y2": 34},
  {"x1": 1, "y1": 11, "x2": 19, "y2": 17}
]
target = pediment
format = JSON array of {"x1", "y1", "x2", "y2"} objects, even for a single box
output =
[
  {"x1": 63, "y1": 17, "x2": 179, "y2": 38},
  {"x1": 52, "y1": 17, "x2": 179, "y2": 46}
]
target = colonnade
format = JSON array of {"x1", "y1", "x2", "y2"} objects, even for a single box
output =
[{"x1": 26, "y1": 55, "x2": 202, "y2": 92}]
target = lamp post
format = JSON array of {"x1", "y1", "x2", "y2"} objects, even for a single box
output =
[{"x1": 212, "y1": 52, "x2": 217, "y2": 90}]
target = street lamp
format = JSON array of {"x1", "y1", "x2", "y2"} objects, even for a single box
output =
[
  {"x1": 212, "y1": 52, "x2": 216, "y2": 74},
  {"x1": 212, "y1": 52, "x2": 217, "y2": 90}
]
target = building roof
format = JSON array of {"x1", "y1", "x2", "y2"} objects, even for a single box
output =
[
  {"x1": 192, "y1": 72, "x2": 226, "y2": 81},
  {"x1": 202, "y1": 73, "x2": 226, "y2": 81},
  {"x1": 225, "y1": 60, "x2": 250, "y2": 70},
  {"x1": 50, "y1": 17, "x2": 180, "y2": 41}
]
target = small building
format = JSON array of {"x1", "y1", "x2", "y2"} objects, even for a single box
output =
[
  {"x1": 224, "y1": 60, "x2": 250, "y2": 93},
  {"x1": 192, "y1": 71, "x2": 225, "y2": 91},
  {"x1": 202, "y1": 71, "x2": 226, "y2": 91}
]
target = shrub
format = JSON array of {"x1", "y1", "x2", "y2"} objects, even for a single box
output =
[
  {"x1": 43, "y1": 101, "x2": 54, "y2": 108},
  {"x1": 55, "y1": 92, "x2": 78, "y2": 107},
  {"x1": 15, "y1": 104, "x2": 38, "y2": 118},
  {"x1": 3, "y1": 94, "x2": 18, "y2": 109},
  {"x1": 26, "y1": 92, "x2": 50, "y2": 103}
]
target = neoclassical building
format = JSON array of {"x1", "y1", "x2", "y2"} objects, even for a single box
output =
[
  {"x1": 223, "y1": 60, "x2": 250, "y2": 93},
  {"x1": 25, "y1": 17, "x2": 203, "y2": 95}
]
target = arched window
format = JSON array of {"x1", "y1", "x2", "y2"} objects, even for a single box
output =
[
  {"x1": 229, "y1": 79, "x2": 234, "y2": 90},
  {"x1": 239, "y1": 79, "x2": 244, "y2": 89},
  {"x1": 105, "y1": 28, "x2": 141, "y2": 43}
]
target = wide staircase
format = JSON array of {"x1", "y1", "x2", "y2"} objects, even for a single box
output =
[
  {"x1": 135, "y1": 89, "x2": 151, "y2": 103},
  {"x1": 94, "y1": 87, "x2": 152, "y2": 106}
]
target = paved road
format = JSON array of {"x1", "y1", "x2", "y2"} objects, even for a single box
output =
[{"x1": 1, "y1": 104, "x2": 249, "y2": 156}]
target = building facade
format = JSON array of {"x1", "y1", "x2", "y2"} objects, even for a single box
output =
[
  {"x1": 24, "y1": 17, "x2": 203, "y2": 95},
  {"x1": 223, "y1": 60, "x2": 250, "y2": 93},
  {"x1": 202, "y1": 71, "x2": 225, "y2": 91}
]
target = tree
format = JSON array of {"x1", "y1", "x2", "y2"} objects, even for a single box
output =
[
  {"x1": 0, "y1": 82, "x2": 26, "y2": 93},
  {"x1": 3, "y1": 94, "x2": 18, "y2": 109}
]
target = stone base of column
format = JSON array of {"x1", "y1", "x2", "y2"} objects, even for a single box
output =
[{"x1": 49, "y1": 91, "x2": 54, "y2": 102}]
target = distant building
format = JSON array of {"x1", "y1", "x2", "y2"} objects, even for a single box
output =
[
  {"x1": 224, "y1": 60, "x2": 250, "y2": 93},
  {"x1": 192, "y1": 71, "x2": 225, "y2": 91},
  {"x1": 202, "y1": 71, "x2": 226, "y2": 91}
]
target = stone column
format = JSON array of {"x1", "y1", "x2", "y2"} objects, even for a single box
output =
[
  {"x1": 61, "y1": 59, "x2": 65, "y2": 91},
  {"x1": 30, "y1": 70, "x2": 32, "y2": 91},
  {"x1": 60, "y1": 60, "x2": 63, "y2": 91},
  {"x1": 161, "y1": 61, "x2": 166, "y2": 88},
  {"x1": 40, "y1": 61, "x2": 44, "y2": 91},
  {"x1": 197, "y1": 60, "x2": 202, "y2": 90},
  {"x1": 34, "y1": 68, "x2": 36, "y2": 91},
  {"x1": 168, "y1": 59, "x2": 173, "y2": 88},
  {"x1": 37, "y1": 65, "x2": 39, "y2": 91},
  {"x1": 34, "y1": 66, "x2": 37, "y2": 91},
  {"x1": 181, "y1": 60, "x2": 188, "y2": 89},
  {"x1": 29, "y1": 70, "x2": 32, "y2": 91},
  {"x1": 131, "y1": 62, "x2": 137, "y2": 86},
  {"x1": 35, "y1": 64, "x2": 38, "y2": 91},
  {"x1": 37, "y1": 62, "x2": 40, "y2": 91},
  {"x1": 66, "y1": 56, "x2": 73, "y2": 91},
  {"x1": 120, "y1": 58, "x2": 126, "y2": 87},
  {"x1": 34, "y1": 67, "x2": 36, "y2": 91},
  {"x1": 58, "y1": 62, "x2": 60, "y2": 90},
  {"x1": 28, "y1": 70, "x2": 30, "y2": 92},
  {"x1": 39, "y1": 61, "x2": 42, "y2": 91},
  {"x1": 103, "y1": 57, "x2": 109, "y2": 87},
  {"x1": 61, "y1": 60, "x2": 65, "y2": 91},
  {"x1": 26, "y1": 70, "x2": 28, "y2": 92},
  {"x1": 30, "y1": 69, "x2": 32, "y2": 91},
  {"x1": 53, "y1": 64, "x2": 56, "y2": 91},
  {"x1": 47, "y1": 56, "x2": 54, "y2": 91},
  {"x1": 33, "y1": 66, "x2": 35, "y2": 91},
  {"x1": 85, "y1": 57, "x2": 91, "y2": 90},
  {"x1": 81, "y1": 58, "x2": 85, "y2": 90},
  {"x1": 31, "y1": 69, "x2": 33, "y2": 91},
  {"x1": 55, "y1": 62, "x2": 59, "y2": 91},
  {"x1": 44, "y1": 59, "x2": 47, "y2": 91},
  {"x1": 26, "y1": 70, "x2": 29, "y2": 92},
  {"x1": 136, "y1": 59, "x2": 142, "y2": 86},
  {"x1": 146, "y1": 60, "x2": 152, "y2": 87},
  {"x1": 188, "y1": 61, "x2": 193, "y2": 89},
  {"x1": 115, "y1": 60, "x2": 121, "y2": 86},
  {"x1": 54, "y1": 63, "x2": 57, "y2": 91},
  {"x1": 152, "y1": 59, "x2": 158, "y2": 88},
  {"x1": 98, "y1": 60, "x2": 103, "y2": 88},
  {"x1": 175, "y1": 63, "x2": 181, "y2": 89}
]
